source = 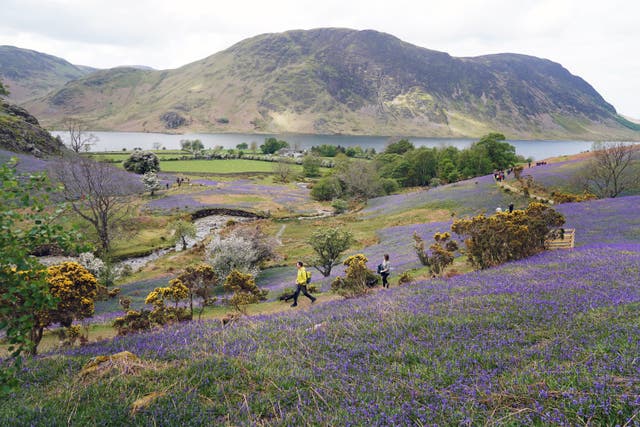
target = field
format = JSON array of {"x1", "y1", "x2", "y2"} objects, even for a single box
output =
[
  {"x1": 159, "y1": 159, "x2": 304, "y2": 174},
  {"x1": 2, "y1": 153, "x2": 640, "y2": 426}
]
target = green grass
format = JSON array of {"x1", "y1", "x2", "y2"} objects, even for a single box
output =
[{"x1": 158, "y1": 159, "x2": 305, "y2": 174}]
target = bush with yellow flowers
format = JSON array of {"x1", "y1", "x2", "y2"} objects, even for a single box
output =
[{"x1": 223, "y1": 269, "x2": 267, "y2": 314}]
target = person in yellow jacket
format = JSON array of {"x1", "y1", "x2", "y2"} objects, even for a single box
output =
[{"x1": 290, "y1": 261, "x2": 316, "y2": 307}]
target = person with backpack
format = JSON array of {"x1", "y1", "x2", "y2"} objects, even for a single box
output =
[
  {"x1": 378, "y1": 254, "x2": 391, "y2": 288},
  {"x1": 289, "y1": 261, "x2": 316, "y2": 307}
]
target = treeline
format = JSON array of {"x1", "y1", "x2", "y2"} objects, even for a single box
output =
[
  {"x1": 311, "y1": 144, "x2": 376, "y2": 159},
  {"x1": 376, "y1": 133, "x2": 526, "y2": 188},
  {"x1": 310, "y1": 133, "x2": 528, "y2": 202}
]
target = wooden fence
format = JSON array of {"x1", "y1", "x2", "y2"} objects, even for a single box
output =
[{"x1": 545, "y1": 228, "x2": 575, "y2": 250}]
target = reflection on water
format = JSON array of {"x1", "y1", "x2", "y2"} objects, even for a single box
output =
[{"x1": 49, "y1": 131, "x2": 624, "y2": 160}]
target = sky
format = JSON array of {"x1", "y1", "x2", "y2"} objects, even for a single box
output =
[{"x1": 1, "y1": 0, "x2": 639, "y2": 118}]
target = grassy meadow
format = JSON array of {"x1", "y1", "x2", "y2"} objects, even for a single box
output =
[{"x1": 2, "y1": 152, "x2": 640, "y2": 426}]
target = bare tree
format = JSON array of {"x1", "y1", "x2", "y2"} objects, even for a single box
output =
[
  {"x1": 64, "y1": 118, "x2": 98, "y2": 153},
  {"x1": 52, "y1": 155, "x2": 143, "y2": 255},
  {"x1": 273, "y1": 159, "x2": 293, "y2": 183},
  {"x1": 578, "y1": 142, "x2": 640, "y2": 198}
]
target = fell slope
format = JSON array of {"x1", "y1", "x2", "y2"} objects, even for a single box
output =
[
  {"x1": 24, "y1": 28, "x2": 640, "y2": 140},
  {"x1": 0, "y1": 45, "x2": 95, "y2": 103}
]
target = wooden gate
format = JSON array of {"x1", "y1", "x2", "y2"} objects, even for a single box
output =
[{"x1": 545, "y1": 228, "x2": 575, "y2": 249}]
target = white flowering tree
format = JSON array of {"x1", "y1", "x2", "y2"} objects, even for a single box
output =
[
  {"x1": 206, "y1": 226, "x2": 277, "y2": 279},
  {"x1": 142, "y1": 171, "x2": 162, "y2": 196}
]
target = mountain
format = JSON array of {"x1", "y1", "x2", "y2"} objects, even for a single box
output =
[
  {"x1": 0, "y1": 45, "x2": 96, "y2": 103},
  {"x1": 21, "y1": 29, "x2": 640, "y2": 140}
]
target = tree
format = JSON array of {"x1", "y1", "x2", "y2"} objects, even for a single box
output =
[
  {"x1": 474, "y1": 133, "x2": 518, "y2": 170},
  {"x1": 180, "y1": 139, "x2": 205, "y2": 156},
  {"x1": 404, "y1": 147, "x2": 438, "y2": 187},
  {"x1": 223, "y1": 270, "x2": 267, "y2": 314},
  {"x1": 170, "y1": 219, "x2": 196, "y2": 250},
  {"x1": 273, "y1": 159, "x2": 293, "y2": 183},
  {"x1": 0, "y1": 161, "x2": 82, "y2": 390},
  {"x1": 207, "y1": 226, "x2": 277, "y2": 279},
  {"x1": 260, "y1": 137, "x2": 288, "y2": 154},
  {"x1": 142, "y1": 171, "x2": 161, "y2": 196},
  {"x1": 250, "y1": 141, "x2": 258, "y2": 153},
  {"x1": 236, "y1": 142, "x2": 248, "y2": 150},
  {"x1": 308, "y1": 228, "x2": 354, "y2": 277},
  {"x1": 173, "y1": 264, "x2": 219, "y2": 320},
  {"x1": 385, "y1": 138, "x2": 415, "y2": 155},
  {"x1": 458, "y1": 143, "x2": 493, "y2": 177},
  {"x1": 123, "y1": 150, "x2": 160, "y2": 174},
  {"x1": 52, "y1": 155, "x2": 142, "y2": 255},
  {"x1": 336, "y1": 159, "x2": 384, "y2": 200},
  {"x1": 302, "y1": 154, "x2": 322, "y2": 177},
  {"x1": 63, "y1": 118, "x2": 98, "y2": 153},
  {"x1": 577, "y1": 142, "x2": 640, "y2": 198},
  {"x1": 375, "y1": 153, "x2": 405, "y2": 180}
]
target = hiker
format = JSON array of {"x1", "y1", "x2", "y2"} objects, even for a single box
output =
[
  {"x1": 289, "y1": 261, "x2": 316, "y2": 307},
  {"x1": 379, "y1": 254, "x2": 391, "y2": 288},
  {"x1": 508, "y1": 203, "x2": 514, "y2": 213}
]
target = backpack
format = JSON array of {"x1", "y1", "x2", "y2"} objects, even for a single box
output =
[
  {"x1": 377, "y1": 264, "x2": 383, "y2": 274},
  {"x1": 305, "y1": 269, "x2": 312, "y2": 284}
]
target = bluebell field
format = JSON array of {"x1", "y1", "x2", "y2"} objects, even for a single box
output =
[{"x1": 2, "y1": 159, "x2": 639, "y2": 426}]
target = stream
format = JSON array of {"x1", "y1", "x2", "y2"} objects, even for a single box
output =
[
  {"x1": 117, "y1": 214, "x2": 253, "y2": 272},
  {"x1": 40, "y1": 214, "x2": 253, "y2": 273}
]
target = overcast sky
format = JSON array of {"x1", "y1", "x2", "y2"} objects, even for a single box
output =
[{"x1": 1, "y1": 0, "x2": 638, "y2": 118}]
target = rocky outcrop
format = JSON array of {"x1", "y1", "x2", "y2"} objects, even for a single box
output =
[
  {"x1": 0, "y1": 100, "x2": 64, "y2": 156},
  {"x1": 160, "y1": 111, "x2": 186, "y2": 129}
]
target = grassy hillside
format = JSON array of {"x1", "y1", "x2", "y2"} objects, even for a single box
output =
[
  {"x1": 0, "y1": 45, "x2": 94, "y2": 103},
  {"x1": 2, "y1": 152, "x2": 639, "y2": 425},
  {"x1": 22, "y1": 29, "x2": 640, "y2": 140}
]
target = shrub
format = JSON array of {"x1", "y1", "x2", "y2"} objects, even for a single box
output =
[
  {"x1": 331, "y1": 254, "x2": 374, "y2": 298},
  {"x1": 429, "y1": 177, "x2": 442, "y2": 188},
  {"x1": 113, "y1": 310, "x2": 152, "y2": 335},
  {"x1": 380, "y1": 178, "x2": 400, "y2": 195},
  {"x1": 398, "y1": 271, "x2": 413, "y2": 284},
  {"x1": 223, "y1": 270, "x2": 268, "y2": 314},
  {"x1": 413, "y1": 232, "x2": 459, "y2": 277},
  {"x1": 551, "y1": 191, "x2": 597, "y2": 204},
  {"x1": 451, "y1": 202, "x2": 565, "y2": 269},
  {"x1": 114, "y1": 279, "x2": 192, "y2": 335},
  {"x1": 173, "y1": 264, "x2": 219, "y2": 320},
  {"x1": 331, "y1": 199, "x2": 349, "y2": 214},
  {"x1": 310, "y1": 176, "x2": 343, "y2": 201}
]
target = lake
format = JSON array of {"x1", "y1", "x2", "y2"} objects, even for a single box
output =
[{"x1": 51, "y1": 131, "x2": 625, "y2": 160}]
